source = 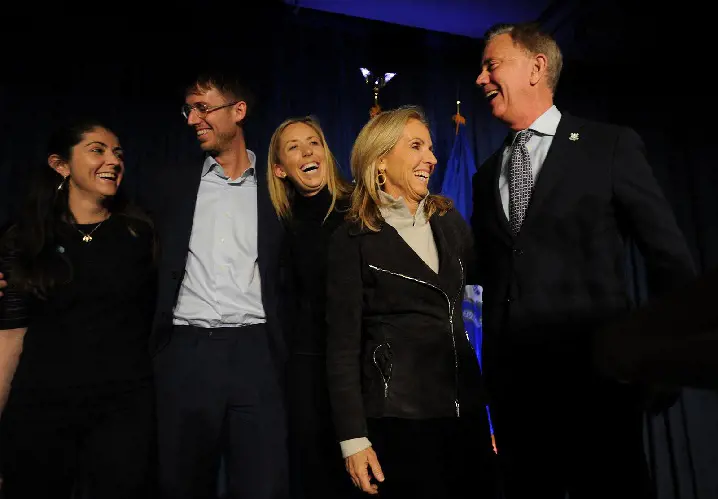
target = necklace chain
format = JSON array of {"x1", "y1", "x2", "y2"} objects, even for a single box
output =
[{"x1": 75, "y1": 215, "x2": 110, "y2": 243}]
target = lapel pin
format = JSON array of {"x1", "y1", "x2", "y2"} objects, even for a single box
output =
[{"x1": 569, "y1": 132, "x2": 579, "y2": 141}]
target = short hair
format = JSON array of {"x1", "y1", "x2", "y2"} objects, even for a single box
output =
[
  {"x1": 185, "y1": 68, "x2": 255, "y2": 120},
  {"x1": 484, "y1": 22, "x2": 563, "y2": 92}
]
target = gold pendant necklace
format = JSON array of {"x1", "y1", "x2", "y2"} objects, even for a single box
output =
[{"x1": 76, "y1": 216, "x2": 109, "y2": 243}]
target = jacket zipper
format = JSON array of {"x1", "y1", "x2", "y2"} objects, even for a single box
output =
[
  {"x1": 372, "y1": 343, "x2": 392, "y2": 398},
  {"x1": 453, "y1": 259, "x2": 464, "y2": 416},
  {"x1": 368, "y1": 261, "x2": 463, "y2": 417}
]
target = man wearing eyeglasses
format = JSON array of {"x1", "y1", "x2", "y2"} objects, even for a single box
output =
[{"x1": 148, "y1": 69, "x2": 288, "y2": 499}]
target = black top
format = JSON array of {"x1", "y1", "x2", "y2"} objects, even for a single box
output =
[
  {"x1": 283, "y1": 186, "x2": 348, "y2": 355},
  {"x1": 0, "y1": 214, "x2": 156, "y2": 397}
]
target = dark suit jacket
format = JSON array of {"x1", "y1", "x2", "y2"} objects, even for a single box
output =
[
  {"x1": 139, "y1": 150, "x2": 287, "y2": 368},
  {"x1": 470, "y1": 113, "x2": 695, "y2": 381}
]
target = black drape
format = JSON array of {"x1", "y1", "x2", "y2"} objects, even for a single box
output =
[
  {"x1": 550, "y1": 2, "x2": 718, "y2": 498},
  {"x1": 1, "y1": 4, "x2": 716, "y2": 499},
  {"x1": 0, "y1": 6, "x2": 500, "y2": 222}
]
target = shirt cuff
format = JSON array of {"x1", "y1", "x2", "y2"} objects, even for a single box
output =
[{"x1": 339, "y1": 437, "x2": 372, "y2": 458}]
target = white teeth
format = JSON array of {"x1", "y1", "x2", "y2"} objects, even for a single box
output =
[
  {"x1": 97, "y1": 172, "x2": 117, "y2": 180},
  {"x1": 301, "y1": 162, "x2": 319, "y2": 172},
  {"x1": 486, "y1": 90, "x2": 499, "y2": 98},
  {"x1": 414, "y1": 171, "x2": 429, "y2": 182},
  {"x1": 197, "y1": 129, "x2": 209, "y2": 136}
]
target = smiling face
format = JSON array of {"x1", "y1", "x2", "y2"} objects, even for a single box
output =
[
  {"x1": 273, "y1": 122, "x2": 327, "y2": 196},
  {"x1": 185, "y1": 86, "x2": 245, "y2": 154},
  {"x1": 378, "y1": 118, "x2": 437, "y2": 208},
  {"x1": 49, "y1": 127, "x2": 124, "y2": 200},
  {"x1": 475, "y1": 30, "x2": 557, "y2": 131},
  {"x1": 475, "y1": 33, "x2": 538, "y2": 128}
]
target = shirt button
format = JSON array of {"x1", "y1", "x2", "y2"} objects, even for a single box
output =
[{"x1": 220, "y1": 238, "x2": 225, "y2": 243}]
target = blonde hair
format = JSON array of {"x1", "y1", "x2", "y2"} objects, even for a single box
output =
[
  {"x1": 348, "y1": 106, "x2": 452, "y2": 232},
  {"x1": 267, "y1": 116, "x2": 352, "y2": 221}
]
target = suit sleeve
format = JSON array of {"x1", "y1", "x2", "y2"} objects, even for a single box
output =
[
  {"x1": 325, "y1": 226, "x2": 368, "y2": 441},
  {"x1": 468, "y1": 164, "x2": 491, "y2": 286},
  {"x1": 612, "y1": 127, "x2": 696, "y2": 295}
]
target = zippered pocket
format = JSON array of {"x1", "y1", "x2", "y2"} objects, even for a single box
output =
[{"x1": 372, "y1": 342, "x2": 393, "y2": 398}]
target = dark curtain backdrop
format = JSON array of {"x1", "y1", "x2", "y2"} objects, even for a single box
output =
[
  {"x1": 0, "y1": 6, "x2": 506, "y2": 221},
  {"x1": 1, "y1": 4, "x2": 716, "y2": 498},
  {"x1": 551, "y1": 2, "x2": 718, "y2": 498}
]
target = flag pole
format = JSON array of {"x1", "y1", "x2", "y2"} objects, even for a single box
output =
[{"x1": 452, "y1": 99, "x2": 466, "y2": 135}]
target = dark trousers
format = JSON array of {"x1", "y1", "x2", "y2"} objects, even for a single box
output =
[
  {"x1": 287, "y1": 354, "x2": 360, "y2": 499},
  {"x1": 487, "y1": 341, "x2": 654, "y2": 499},
  {"x1": 154, "y1": 324, "x2": 288, "y2": 499},
  {"x1": 367, "y1": 415, "x2": 499, "y2": 499},
  {"x1": 0, "y1": 380, "x2": 155, "y2": 499}
]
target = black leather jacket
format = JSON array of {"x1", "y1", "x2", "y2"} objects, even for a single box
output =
[{"x1": 326, "y1": 208, "x2": 485, "y2": 441}]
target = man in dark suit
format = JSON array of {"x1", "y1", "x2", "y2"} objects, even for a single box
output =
[
  {"x1": 471, "y1": 23, "x2": 695, "y2": 498},
  {"x1": 144, "y1": 71, "x2": 288, "y2": 499}
]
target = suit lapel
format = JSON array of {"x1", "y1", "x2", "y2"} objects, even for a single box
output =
[
  {"x1": 522, "y1": 114, "x2": 586, "y2": 228},
  {"x1": 489, "y1": 149, "x2": 515, "y2": 244},
  {"x1": 153, "y1": 152, "x2": 204, "y2": 308},
  {"x1": 170, "y1": 155, "x2": 204, "y2": 268},
  {"x1": 256, "y1": 154, "x2": 282, "y2": 284}
]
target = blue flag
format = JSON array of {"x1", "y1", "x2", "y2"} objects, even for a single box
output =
[
  {"x1": 440, "y1": 122, "x2": 494, "y2": 439},
  {"x1": 441, "y1": 122, "x2": 476, "y2": 221},
  {"x1": 441, "y1": 123, "x2": 481, "y2": 355}
]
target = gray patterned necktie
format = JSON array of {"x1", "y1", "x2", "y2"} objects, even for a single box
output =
[{"x1": 508, "y1": 129, "x2": 535, "y2": 235}]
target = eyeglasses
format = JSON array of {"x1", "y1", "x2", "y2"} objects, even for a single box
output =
[{"x1": 181, "y1": 101, "x2": 238, "y2": 120}]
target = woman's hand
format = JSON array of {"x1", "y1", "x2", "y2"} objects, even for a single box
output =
[{"x1": 345, "y1": 446, "x2": 385, "y2": 495}]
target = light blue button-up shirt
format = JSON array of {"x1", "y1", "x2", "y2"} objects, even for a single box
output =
[
  {"x1": 173, "y1": 151, "x2": 266, "y2": 328},
  {"x1": 499, "y1": 105, "x2": 562, "y2": 218}
]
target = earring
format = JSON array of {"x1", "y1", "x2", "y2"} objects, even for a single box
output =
[
  {"x1": 57, "y1": 176, "x2": 68, "y2": 191},
  {"x1": 376, "y1": 170, "x2": 387, "y2": 186}
]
